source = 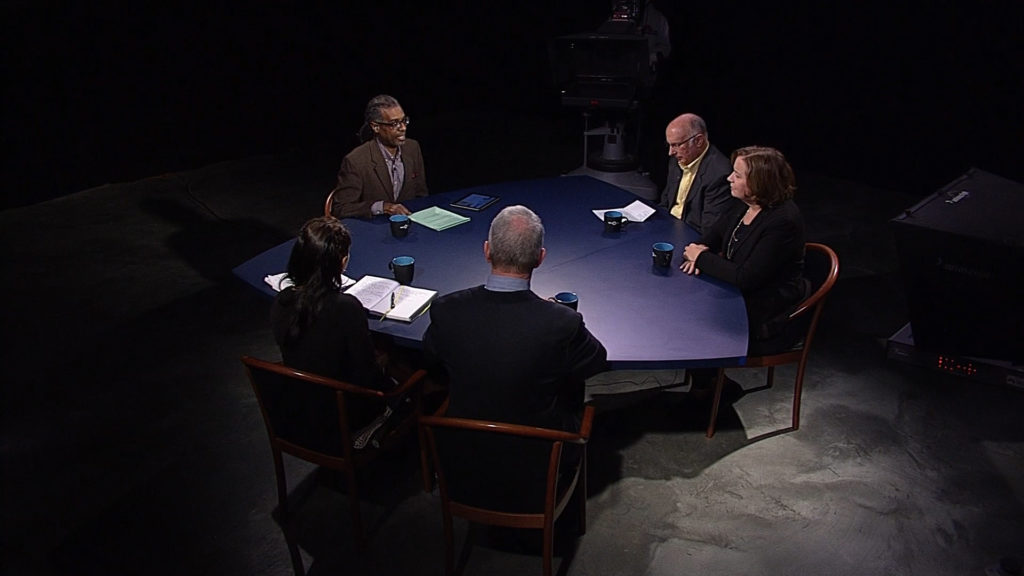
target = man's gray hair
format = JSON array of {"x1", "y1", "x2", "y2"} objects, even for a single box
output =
[
  {"x1": 488, "y1": 205, "x2": 544, "y2": 274},
  {"x1": 689, "y1": 114, "x2": 708, "y2": 136},
  {"x1": 364, "y1": 94, "x2": 401, "y2": 124}
]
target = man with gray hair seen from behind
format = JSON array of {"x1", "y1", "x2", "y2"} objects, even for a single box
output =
[
  {"x1": 659, "y1": 113, "x2": 738, "y2": 234},
  {"x1": 423, "y1": 205, "x2": 608, "y2": 432},
  {"x1": 329, "y1": 94, "x2": 428, "y2": 219}
]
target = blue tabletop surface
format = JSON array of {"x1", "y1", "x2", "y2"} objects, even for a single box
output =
[{"x1": 233, "y1": 176, "x2": 748, "y2": 369}]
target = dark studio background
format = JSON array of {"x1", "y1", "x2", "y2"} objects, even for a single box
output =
[
  {"x1": 3, "y1": 4, "x2": 1024, "y2": 574},
  {"x1": 5, "y1": 1, "x2": 1023, "y2": 210}
]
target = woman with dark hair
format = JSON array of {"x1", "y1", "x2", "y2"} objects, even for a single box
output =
[
  {"x1": 681, "y1": 146, "x2": 811, "y2": 356},
  {"x1": 270, "y1": 216, "x2": 393, "y2": 391}
]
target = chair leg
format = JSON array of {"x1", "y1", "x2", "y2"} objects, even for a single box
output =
[
  {"x1": 272, "y1": 450, "x2": 304, "y2": 574},
  {"x1": 272, "y1": 449, "x2": 289, "y2": 517},
  {"x1": 705, "y1": 368, "x2": 726, "y2": 438},
  {"x1": 282, "y1": 525, "x2": 306, "y2": 576},
  {"x1": 542, "y1": 520, "x2": 555, "y2": 576},
  {"x1": 577, "y1": 451, "x2": 587, "y2": 536},
  {"x1": 792, "y1": 359, "x2": 808, "y2": 430},
  {"x1": 766, "y1": 366, "x2": 775, "y2": 388},
  {"x1": 419, "y1": 426, "x2": 433, "y2": 493}
]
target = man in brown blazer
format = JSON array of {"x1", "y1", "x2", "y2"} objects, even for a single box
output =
[{"x1": 329, "y1": 94, "x2": 428, "y2": 219}]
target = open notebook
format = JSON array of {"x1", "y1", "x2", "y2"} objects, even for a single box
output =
[{"x1": 344, "y1": 275, "x2": 437, "y2": 322}]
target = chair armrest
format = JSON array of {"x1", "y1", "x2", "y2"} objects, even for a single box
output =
[
  {"x1": 384, "y1": 369, "x2": 428, "y2": 399},
  {"x1": 419, "y1": 410, "x2": 592, "y2": 445},
  {"x1": 324, "y1": 368, "x2": 427, "y2": 399},
  {"x1": 243, "y1": 356, "x2": 368, "y2": 393}
]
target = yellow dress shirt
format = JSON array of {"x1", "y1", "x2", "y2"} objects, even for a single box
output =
[{"x1": 670, "y1": 145, "x2": 709, "y2": 220}]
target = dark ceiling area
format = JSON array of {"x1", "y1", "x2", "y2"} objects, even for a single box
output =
[{"x1": 5, "y1": 2, "x2": 1022, "y2": 209}]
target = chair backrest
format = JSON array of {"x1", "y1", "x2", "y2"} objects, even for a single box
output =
[
  {"x1": 793, "y1": 243, "x2": 840, "y2": 318},
  {"x1": 784, "y1": 242, "x2": 839, "y2": 350},
  {"x1": 324, "y1": 190, "x2": 335, "y2": 217},
  {"x1": 420, "y1": 406, "x2": 594, "y2": 515},
  {"x1": 242, "y1": 355, "x2": 388, "y2": 461},
  {"x1": 790, "y1": 240, "x2": 839, "y2": 315}
]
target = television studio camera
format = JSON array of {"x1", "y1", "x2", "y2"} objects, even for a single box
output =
[{"x1": 549, "y1": 1, "x2": 667, "y2": 200}]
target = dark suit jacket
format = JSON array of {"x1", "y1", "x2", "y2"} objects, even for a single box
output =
[
  {"x1": 658, "y1": 144, "x2": 739, "y2": 234},
  {"x1": 270, "y1": 288, "x2": 393, "y2": 437},
  {"x1": 423, "y1": 286, "x2": 607, "y2": 432},
  {"x1": 330, "y1": 138, "x2": 428, "y2": 219},
  {"x1": 694, "y1": 200, "x2": 810, "y2": 344},
  {"x1": 270, "y1": 288, "x2": 389, "y2": 391}
]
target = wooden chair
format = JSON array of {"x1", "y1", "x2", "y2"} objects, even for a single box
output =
[
  {"x1": 419, "y1": 404, "x2": 595, "y2": 576},
  {"x1": 324, "y1": 190, "x2": 335, "y2": 217},
  {"x1": 241, "y1": 355, "x2": 426, "y2": 567},
  {"x1": 706, "y1": 242, "x2": 840, "y2": 438}
]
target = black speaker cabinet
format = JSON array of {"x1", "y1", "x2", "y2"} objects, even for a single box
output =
[{"x1": 890, "y1": 169, "x2": 1023, "y2": 363}]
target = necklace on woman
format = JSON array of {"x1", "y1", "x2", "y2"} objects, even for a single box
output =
[
  {"x1": 727, "y1": 218, "x2": 744, "y2": 259},
  {"x1": 727, "y1": 204, "x2": 759, "y2": 259}
]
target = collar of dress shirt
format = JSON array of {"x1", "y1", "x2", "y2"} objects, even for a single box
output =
[
  {"x1": 677, "y1": 142, "x2": 709, "y2": 172},
  {"x1": 376, "y1": 139, "x2": 402, "y2": 163},
  {"x1": 484, "y1": 274, "x2": 530, "y2": 292}
]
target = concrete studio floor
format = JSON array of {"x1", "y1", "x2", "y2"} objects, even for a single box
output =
[{"x1": 2, "y1": 112, "x2": 1022, "y2": 576}]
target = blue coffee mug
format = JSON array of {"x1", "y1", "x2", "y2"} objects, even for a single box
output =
[
  {"x1": 389, "y1": 255, "x2": 415, "y2": 284},
  {"x1": 652, "y1": 242, "x2": 674, "y2": 268},
  {"x1": 604, "y1": 210, "x2": 625, "y2": 233},
  {"x1": 389, "y1": 214, "x2": 410, "y2": 237},
  {"x1": 554, "y1": 291, "x2": 579, "y2": 310}
]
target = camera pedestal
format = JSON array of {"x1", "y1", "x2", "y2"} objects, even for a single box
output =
[{"x1": 565, "y1": 112, "x2": 657, "y2": 201}]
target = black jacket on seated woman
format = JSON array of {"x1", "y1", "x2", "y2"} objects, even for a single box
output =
[
  {"x1": 682, "y1": 146, "x2": 811, "y2": 357},
  {"x1": 270, "y1": 217, "x2": 398, "y2": 436},
  {"x1": 271, "y1": 287, "x2": 389, "y2": 390}
]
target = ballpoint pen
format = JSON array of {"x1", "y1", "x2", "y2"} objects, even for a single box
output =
[{"x1": 381, "y1": 288, "x2": 399, "y2": 322}]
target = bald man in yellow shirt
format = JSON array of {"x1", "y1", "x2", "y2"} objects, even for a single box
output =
[{"x1": 658, "y1": 113, "x2": 739, "y2": 234}]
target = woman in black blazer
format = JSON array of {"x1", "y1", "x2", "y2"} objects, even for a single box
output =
[
  {"x1": 681, "y1": 146, "x2": 811, "y2": 356},
  {"x1": 271, "y1": 217, "x2": 394, "y2": 391}
]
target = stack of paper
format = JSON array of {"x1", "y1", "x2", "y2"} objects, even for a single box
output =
[
  {"x1": 264, "y1": 273, "x2": 354, "y2": 292},
  {"x1": 410, "y1": 206, "x2": 470, "y2": 231},
  {"x1": 592, "y1": 199, "x2": 657, "y2": 223},
  {"x1": 264, "y1": 273, "x2": 293, "y2": 291}
]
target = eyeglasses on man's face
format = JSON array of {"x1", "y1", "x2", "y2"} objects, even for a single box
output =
[
  {"x1": 666, "y1": 133, "x2": 701, "y2": 150},
  {"x1": 373, "y1": 116, "x2": 411, "y2": 129}
]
